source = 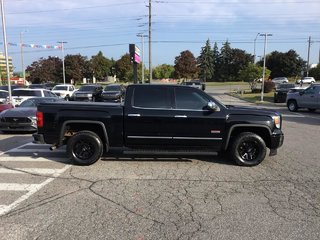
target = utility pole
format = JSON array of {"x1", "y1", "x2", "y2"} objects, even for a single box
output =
[
  {"x1": 306, "y1": 36, "x2": 311, "y2": 77},
  {"x1": 259, "y1": 33, "x2": 272, "y2": 102},
  {"x1": 20, "y1": 30, "x2": 27, "y2": 85},
  {"x1": 253, "y1": 33, "x2": 260, "y2": 63},
  {"x1": 147, "y1": 0, "x2": 152, "y2": 83},
  {"x1": 1, "y1": 0, "x2": 12, "y2": 102},
  {"x1": 137, "y1": 34, "x2": 148, "y2": 83},
  {"x1": 58, "y1": 41, "x2": 67, "y2": 84}
]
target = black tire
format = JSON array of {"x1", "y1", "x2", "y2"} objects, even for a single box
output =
[
  {"x1": 229, "y1": 132, "x2": 267, "y2": 166},
  {"x1": 287, "y1": 100, "x2": 298, "y2": 112},
  {"x1": 308, "y1": 108, "x2": 316, "y2": 112},
  {"x1": 67, "y1": 131, "x2": 103, "y2": 165},
  {"x1": 65, "y1": 95, "x2": 70, "y2": 101}
]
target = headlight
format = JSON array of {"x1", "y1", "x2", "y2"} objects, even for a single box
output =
[
  {"x1": 87, "y1": 93, "x2": 93, "y2": 97},
  {"x1": 273, "y1": 116, "x2": 281, "y2": 129}
]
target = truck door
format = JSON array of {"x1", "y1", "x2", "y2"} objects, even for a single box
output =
[
  {"x1": 124, "y1": 85, "x2": 174, "y2": 147},
  {"x1": 299, "y1": 85, "x2": 318, "y2": 108},
  {"x1": 169, "y1": 87, "x2": 226, "y2": 150}
]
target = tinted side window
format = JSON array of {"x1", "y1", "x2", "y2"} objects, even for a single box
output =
[
  {"x1": 133, "y1": 86, "x2": 171, "y2": 109},
  {"x1": 43, "y1": 91, "x2": 51, "y2": 97},
  {"x1": 175, "y1": 88, "x2": 208, "y2": 110}
]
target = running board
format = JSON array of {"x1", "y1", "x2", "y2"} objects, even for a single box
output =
[{"x1": 123, "y1": 149, "x2": 218, "y2": 156}]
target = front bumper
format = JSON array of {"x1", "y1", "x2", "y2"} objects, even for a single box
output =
[
  {"x1": 270, "y1": 130, "x2": 284, "y2": 149},
  {"x1": 32, "y1": 133, "x2": 46, "y2": 144},
  {"x1": 0, "y1": 123, "x2": 37, "y2": 132}
]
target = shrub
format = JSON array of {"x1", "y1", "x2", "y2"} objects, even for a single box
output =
[{"x1": 263, "y1": 81, "x2": 275, "y2": 93}]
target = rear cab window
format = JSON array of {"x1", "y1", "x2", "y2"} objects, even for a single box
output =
[
  {"x1": 12, "y1": 90, "x2": 42, "y2": 97},
  {"x1": 132, "y1": 86, "x2": 172, "y2": 109}
]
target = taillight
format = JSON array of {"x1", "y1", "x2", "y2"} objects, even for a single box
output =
[{"x1": 36, "y1": 111, "x2": 43, "y2": 128}]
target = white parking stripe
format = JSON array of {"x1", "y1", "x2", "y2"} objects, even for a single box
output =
[
  {"x1": 0, "y1": 183, "x2": 41, "y2": 191},
  {"x1": 6, "y1": 149, "x2": 65, "y2": 153},
  {"x1": 0, "y1": 165, "x2": 70, "y2": 216},
  {"x1": 0, "y1": 157, "x2": 66, "y2": 162},
  {"x1": 0, "y1": 168, "x2": 66, "y2": 175}
]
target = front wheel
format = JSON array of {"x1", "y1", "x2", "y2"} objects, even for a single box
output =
[
  {"x1": 67, "y1": 131, "x2": 103, "y2": 165},
  {"x1": 287, "y1": 100, "x2": 298, "y2": 112},
  {"x1": 229, "y1": 132, "x2": 267, "y2": 166}
]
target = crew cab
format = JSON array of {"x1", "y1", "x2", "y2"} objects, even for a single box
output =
[{"x1": 33, "y1": 84, "x2": 284, "y2": 166}]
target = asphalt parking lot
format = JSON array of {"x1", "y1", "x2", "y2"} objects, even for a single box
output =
[{"x1": 0, "y1": 86, "x2": 319, "y2": 240}]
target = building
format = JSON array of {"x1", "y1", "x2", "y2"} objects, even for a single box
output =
[{"x1": 0, "y1": 52, "x2": 14, "y2": 83}]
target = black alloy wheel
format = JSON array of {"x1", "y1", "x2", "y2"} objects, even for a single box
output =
[
  {"x1": 230, "y1": 132, "x2": 266, "y2": 166},
  {"x1": 67, "y1": 131, "x2": 103, "y2": 165}
]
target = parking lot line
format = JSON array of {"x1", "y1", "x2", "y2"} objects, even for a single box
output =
[
  {"x1": 0, "y1": 165, "x2": 70, "y2": 216},
  {"x1": 0, "y1": 168, "x2": 66, "y2": 175},
  {"x1": 0, "y1": 183, "x2": 41, "y2": 191},
  {"x1": 0, "y1": 156, "x2": 66, "y2": 162}
]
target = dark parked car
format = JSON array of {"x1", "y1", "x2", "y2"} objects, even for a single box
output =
[
  {"x1": 101, "y1": 84, "x2": 126, "y2": 102},
  {"x1": 274, "y1": 83, "x2": 295, "y2": 103},
  {"x1": 72, "y1": 84, "x2": 103, "y2": 102},
  {"x1": 0, "y1": 97, "x2": 64, "y2": 133}
]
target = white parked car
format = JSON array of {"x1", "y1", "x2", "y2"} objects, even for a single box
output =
[
  {"x1": 296, "y1": 77, "x2": 316, "y2": 84},
  {"x1": 271, "y1": 77, "x2": 289, "y2": 84},
  {"x1": 51, "y1": 84, "x2": 76, "y2": 100},
  {"x1": 10, "y1": 88, "x2": 58, "y2": 107}
]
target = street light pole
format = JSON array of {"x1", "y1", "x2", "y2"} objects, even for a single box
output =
[
  {"x1": 1, "y1": 0, "x2": 12, "y2": 102},
  {"x1": 253, "y1": 32, "x2": 260, "y2": 63},
  {"x1": 20, "y1": 30, "x2": 27, "y2": 85},
  {"x1": 260, "y1": 33, "x2": 272, "y2": 102},
  {"x1": 58, "y1": 41, "x2": 67, "y2": 84},
  {"x1": 148, "y1": 0, "x2": 152, "y2": 83}
]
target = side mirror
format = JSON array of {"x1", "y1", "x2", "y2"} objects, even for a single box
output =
[{"x1": 207, "y1": 101, "x2": 219, "y2": 111}]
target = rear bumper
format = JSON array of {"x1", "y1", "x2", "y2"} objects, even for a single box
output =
[{"x1": 32, "y1": 133, "x2": 46, "y2": 144}]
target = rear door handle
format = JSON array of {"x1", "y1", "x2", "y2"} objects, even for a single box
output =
[
  {"x1": 174, "y1": 115, "x2": 187, "y2": 118},
  {"x1": 128, "y1": 114, "x2": 141, "y2": 117}
]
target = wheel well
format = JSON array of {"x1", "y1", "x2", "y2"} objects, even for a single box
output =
[
  {"x1": 63, "y1": 123, "x2": 108, "y2": 149},
  {"x1": 228, "y1": 127, "x2": 272, "y2": 149}
]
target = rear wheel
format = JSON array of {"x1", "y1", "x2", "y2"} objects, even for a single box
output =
[
  {"x1": 229, "y1": 132, "x2": 267, "y2": 166},
  {"x1": 287, "y1": 100, "x2": 298, "y2": 112},
  {"x1": 67, "y1": 131, "x2": 103, "y2": 165}
]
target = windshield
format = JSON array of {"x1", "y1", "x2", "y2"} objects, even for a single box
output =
[
  {"x1": 105, "y1": 85, "x2": 121, "y2": 91},
  {"x1": 79, "y1": 86, "x2": 97, "y2": 91},
  {"x1": 0, "y1": 92, "x2": 8, "y2": 98},
  {"x1": 53, "y1": 86, "x2": 68, "y2": 91},
  {"x1": 12, "y1": 90, "x2": 42, "y2": 97}
]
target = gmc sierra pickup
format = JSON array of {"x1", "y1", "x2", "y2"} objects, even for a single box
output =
[{"x1": 33, "y1": 84, "x2": 284, "y2": 166}]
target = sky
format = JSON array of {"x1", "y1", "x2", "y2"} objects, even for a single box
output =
[{"x1": 2, "y1": 0, "x2": 320, "y2": 73}]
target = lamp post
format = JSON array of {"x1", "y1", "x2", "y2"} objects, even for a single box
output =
[
  {"x1": 137, "y1": 34, "x2": 148, "y2": 84},
  {"x1": 57, "y1": 41, "x2": 67, "y2": 84},
  {"x1": 20, "y1": 30, "x2": 27, "y2": 85},
  {"x1": 147, "y1": 0, "x2": 152, "y2": 83},
  {"x1": 1, "y1": 0, "x2": 12, "y2": 102},
  {"x1": 259, "y1": 33, "x2": 272, "y2": 102},
  {"x1": 253, "y1": 33, "x2": 260, "y2": 63}
]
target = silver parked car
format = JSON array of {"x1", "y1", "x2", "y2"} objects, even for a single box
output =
[
  {"x1": 286, "y1": 84, "x2": 320, "y2": 112},
  {"x1": 271, "y1": 77, "x2": 289, "y2": 84}
]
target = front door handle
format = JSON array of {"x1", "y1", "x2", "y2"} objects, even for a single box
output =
[
  {"x1": 174, "y1": 115, "x2": 187, "y2": 118},
  {"x1": 128, "y1": 114, "x2": 141, "y2": 117}
]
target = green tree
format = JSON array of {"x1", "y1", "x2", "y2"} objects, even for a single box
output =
[
  {"x1": 65, "y1": 54, "x2": 91, "y2": 84},
  {"x1": 153, "y1": 64, "x2": 174, "y2": 79},
  {"x1": 217, "y1": 41, "x2": 253, "y2": 82},
  {"x1": 90, "y1": 51, "x2": 113, "y2": 81},
  {"x1": 309, "y1": 64, "x2": 320, "y2": 80},
  {"x1": 239, "y1": 63, "x2": 271, "y2": 91},
  {"x1": 115, "y1": 54, "x2": 133, "y2": 82},
  {"x1": 258, "y1": 50, "x2": 305, "y2": 78},
  {"x1": 197, "y1": 39, "x2": 214, "y2": 82},
  {"x1": 174, "y1": 50, "x2": 198, "y2": 79},
  {"x1": 26, "y1": 56, "x2": 62, "y2": 84},
  {"x1": 212, "y1": 42, "x2": 220, "y2": 81}
]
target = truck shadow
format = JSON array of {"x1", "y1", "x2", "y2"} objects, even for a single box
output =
[{"x1": 100, "y1": 153, "x2": 235, "y2": 166}]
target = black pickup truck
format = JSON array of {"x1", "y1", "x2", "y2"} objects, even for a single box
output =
[{"x1": 33, "y1": 84, "x2": 284, "y2": 166}]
